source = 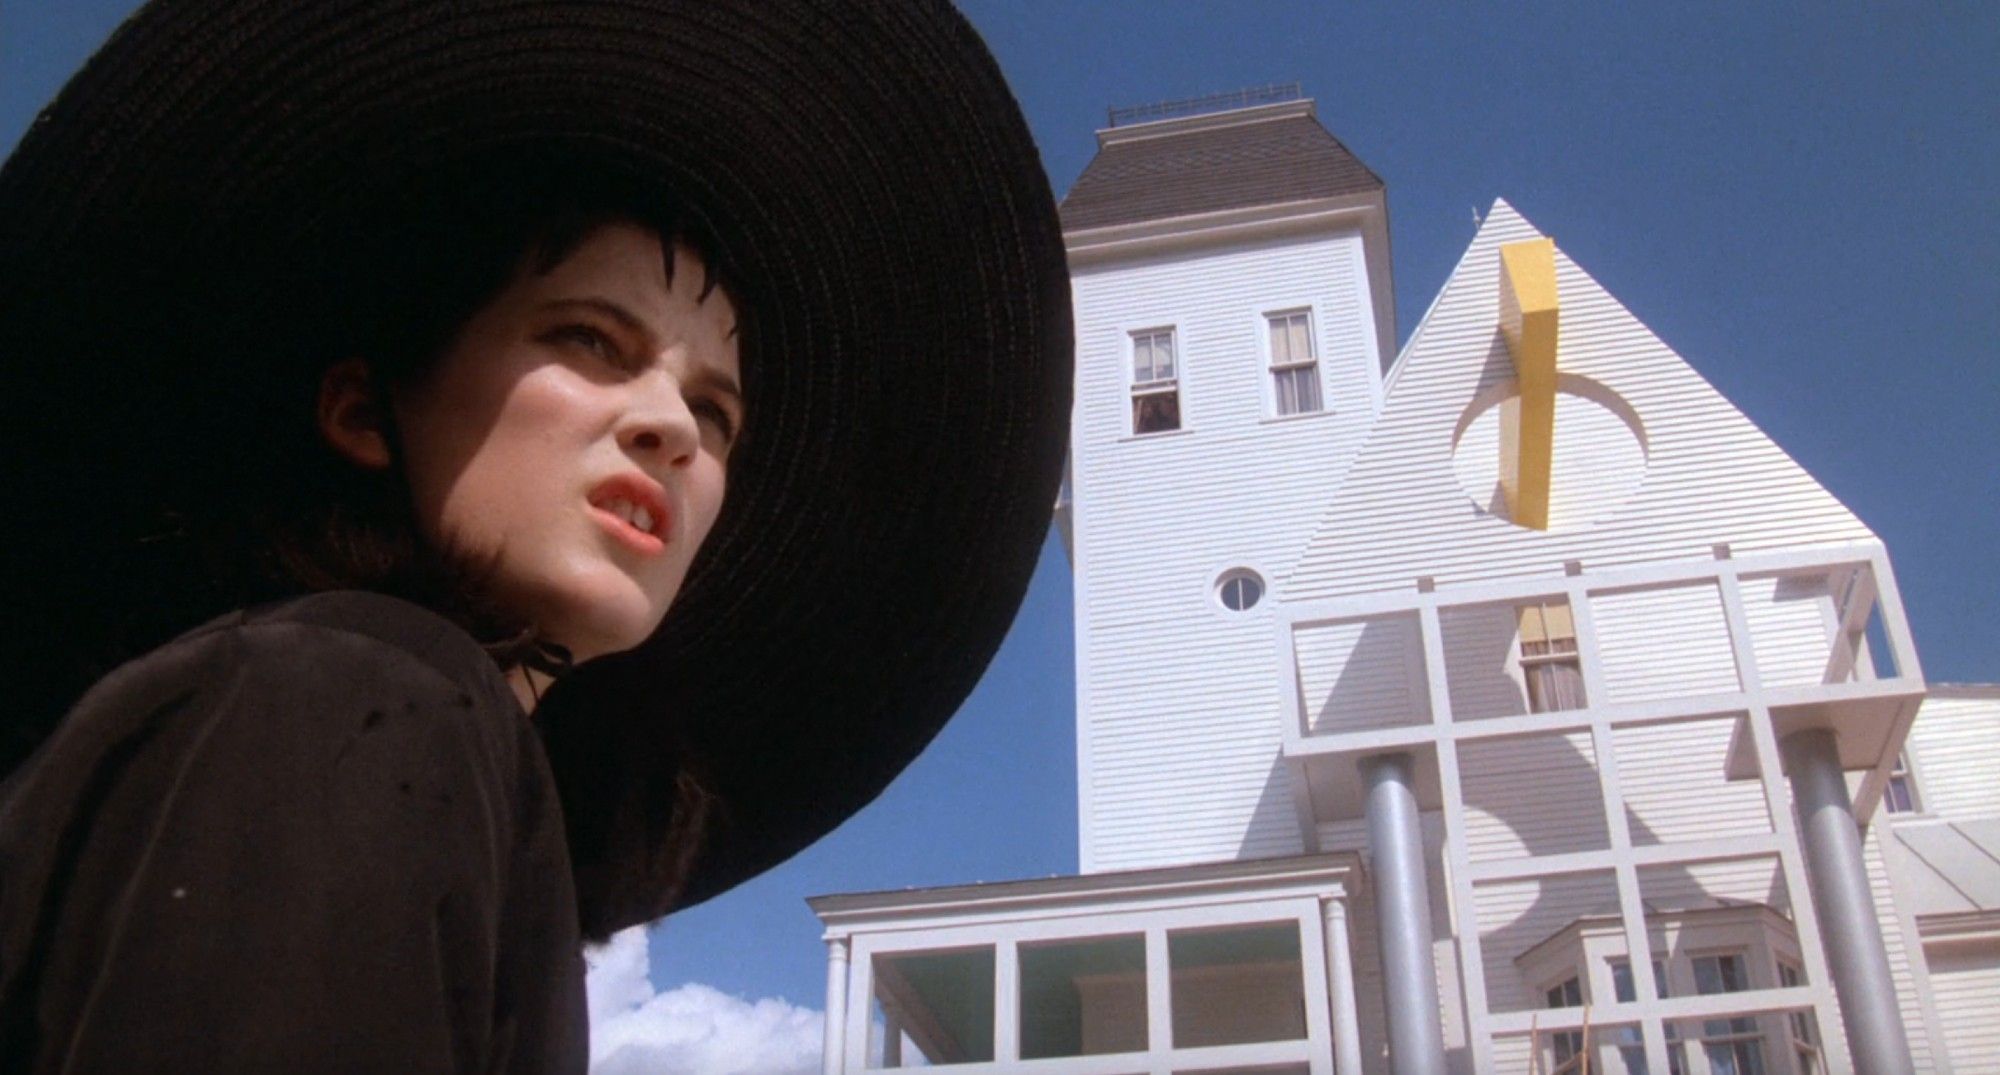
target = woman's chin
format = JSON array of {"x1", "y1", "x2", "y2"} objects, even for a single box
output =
[{"x1": 525, "y1": 577, "x2": 671, "y2": 665}]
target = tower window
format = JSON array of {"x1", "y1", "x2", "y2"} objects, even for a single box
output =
[
  {"x1": 1130, "y1": 328, "x2": 1180, "y2": 434},
  {"x1": 1518, "y1": 600, "x2": 1586, "y2": 712},
  {"x1": 1267, "y1": 310, "x2": 1322, "y2": 416}
]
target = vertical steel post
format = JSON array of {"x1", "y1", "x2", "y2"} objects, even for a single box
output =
[
  {"x1": 1364, "y1": 752, "x2": 1449, "y2": 1075},
  {"x1": 1782, "y1": 729, "x2": 1914, "y2": 1074}
]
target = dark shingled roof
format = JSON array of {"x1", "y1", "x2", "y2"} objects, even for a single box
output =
[{"x1": 1060, "y1": 112, "x2": 1383, "y2": 232}]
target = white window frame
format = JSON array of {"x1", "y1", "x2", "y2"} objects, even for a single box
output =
[
  {"x1": 1541, "y1": 973, "x2": 1586, "y2": 1073},
  {"x1": 1689, "y1": 950, "x2": 1769, "y2": 1075},
  {"x1": 1775, "y1": 961, "x2": 1822, "y2": 1074},
  {"x1": 1883, "y1": 751, "x2": 1921, "y2": 814},
  {"x1": 1263, "y1": 307, "x2": 1324, "y2": 417},
  {"x1": 1129, "y1": 327, "x2": 1181, "y2": 436},
  {"x1": 1608, "y1": 958, "x2": 1689, "y2": 1075}
]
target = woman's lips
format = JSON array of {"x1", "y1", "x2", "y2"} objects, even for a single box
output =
[{"x1": 587, "y1": 474, "x2": 672, "y2": 556}]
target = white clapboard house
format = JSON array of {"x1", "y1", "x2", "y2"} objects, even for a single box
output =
[{"x1": 809, "y1": 89, "x2": 2000, "y2": 1075}]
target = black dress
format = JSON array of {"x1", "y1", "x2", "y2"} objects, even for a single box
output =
[{"x1": 0, "y1": 591, "x2": 589, "y2": 1074}]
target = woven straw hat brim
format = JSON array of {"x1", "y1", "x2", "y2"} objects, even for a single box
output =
[{"x1": 0, "y1": 0, "x2": 1070, "y2": 933}]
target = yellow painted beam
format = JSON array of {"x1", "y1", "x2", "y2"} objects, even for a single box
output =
[{"x1": 1498, "y1": 238, "x2": 1559, "y2": 529}]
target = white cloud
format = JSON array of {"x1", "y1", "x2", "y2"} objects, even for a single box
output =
[{"x1": 585, "y1": 927, "x2": 824, "y2": 1075}]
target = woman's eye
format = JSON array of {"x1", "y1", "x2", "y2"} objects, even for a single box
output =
[
  {"x1": 692, "y1": 399, "x2": 738, "y2": 445},
  {"x1": 547, "y1": 324, "x2": 624, "y2": 363}
]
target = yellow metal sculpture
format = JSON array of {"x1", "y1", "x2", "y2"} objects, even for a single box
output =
[{"x1": 1499, "y1": 238, "x2": 1559, "y2": 529}]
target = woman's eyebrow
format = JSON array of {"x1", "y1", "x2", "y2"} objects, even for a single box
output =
[{"x1": 537, "y1": 296, "x2": 651, "y2": 337}]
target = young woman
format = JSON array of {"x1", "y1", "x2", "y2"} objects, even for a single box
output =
[{"x1": 0, "y1": 2, "x2": 1071, "y2": 1071}]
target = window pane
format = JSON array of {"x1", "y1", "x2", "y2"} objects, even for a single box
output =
[
  {"x1": 1133, "y1": 391, "x2": 1180, "y2": 434},
  {"x1": 1167, "y1": 922, "x2": 1306, "y2": 1048},
  {"x1": 1133, "y1": 336, "x2": 1152, "y2": 382},
  {"x1": 1289, "y1": 315, "x2": 1312, "y2": 361},
  {"x1": 1019, "y1": 935, "x2": 1147, "y2": 1059},
  {"x1": 1274, "y1": 367, "x2": 1298, "y2": 414},
  {"x1": 1296, "y1": 367, "x2": 1321, "y2": 413},
  {"x1": 1270, "y1": 318, "x2": 1291, "y2": 365},
  {"x1": 1156, "y1": 333, "x2": 1175, "y2": 378},
  {"x1": 1525, "y1": 659, "x2": 1586, "y2": 712},
  {"x1": 874, "y1": 948, "x2": 996, "y2": 1064}
]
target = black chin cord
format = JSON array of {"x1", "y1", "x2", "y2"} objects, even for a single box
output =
[{"x1": 519, "y1": 640, "x2": 575, "y2": 707}]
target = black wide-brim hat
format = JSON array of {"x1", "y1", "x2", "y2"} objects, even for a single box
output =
[{"x1": 0, "y1": 0, "x2": 1070, "y2": 935}]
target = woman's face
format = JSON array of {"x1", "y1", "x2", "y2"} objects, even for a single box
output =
[{"x1": 391, "y1": 222, "x2": 743, "y2": 664}]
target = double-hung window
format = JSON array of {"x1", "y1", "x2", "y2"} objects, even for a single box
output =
[
  {"x1": 1266, "y1": 309, "x2": 1322, "y2": 416},
  {"x1": 1776, "y1": 962, "x2": 1822, "y2": 1073},
  {"x1": 1609, "y1": 958, "x2": 1687, "y2": 1075},
  {"x1": 1691, "y1": 953, "x2": 1768, "y2": 1075},
  {"x1": 1543, "y1": 975, "x2": 1584, "y2": 1073},
  {"x1": 1519, "y1": 600, "x2": 1586, "y2": 713},
  {"x1": 1130, "y1": 328, "x2": 1180, "y2": 434}
]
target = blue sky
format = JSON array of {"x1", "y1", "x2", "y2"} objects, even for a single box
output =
[{"x1": 6, "y1": 0, "x2": 1996, "y2": 1038}]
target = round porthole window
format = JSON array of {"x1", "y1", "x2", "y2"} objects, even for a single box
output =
[{"x1": 1217, "y1": 569, "x2": 1265, "y2": 612}]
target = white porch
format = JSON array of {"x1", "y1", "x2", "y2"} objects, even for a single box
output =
[{"x1": 810, "y1": 854, "x2": 1367, "y2": 1075}]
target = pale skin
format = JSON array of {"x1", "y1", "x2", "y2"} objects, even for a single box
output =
[{"x1": 317, "y1": 223, "x2": 743, "y2": 711}]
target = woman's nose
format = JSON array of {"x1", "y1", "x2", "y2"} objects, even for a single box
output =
[{"x1": 619, "y1": 374, "x2": 701, "y2": 466}]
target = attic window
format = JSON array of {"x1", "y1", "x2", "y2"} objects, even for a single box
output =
[
  {"x1": 1518, "y1": 600, "x2": 1585, "y2": 712},
  {"x1": 1131, "y1": 329, "x2": 1180, "y2": 434}
]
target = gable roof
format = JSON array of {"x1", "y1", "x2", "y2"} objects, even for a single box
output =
[
  {"x1": 1282, "y1": 199, "x2": 1876, "y2": 601},
  {"x1": 1059, "y1": 105, "x2": 1382, "y2": 233}
]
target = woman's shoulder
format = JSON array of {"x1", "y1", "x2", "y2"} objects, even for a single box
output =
[
  {"x1": 5, "y1": 591, "x2": 527, "y2": 815},
  {"x1": 98, "y1": 589, "x2": 514, "y2": 714}
]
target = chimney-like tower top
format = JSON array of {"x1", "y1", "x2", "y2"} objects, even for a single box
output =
[{"x1": 1059, "y1": 90, "x2": 1382, "y2": 234}]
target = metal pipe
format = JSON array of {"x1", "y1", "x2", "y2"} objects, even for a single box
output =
[
  {"x1": 1783, "y1": 728, "x2": 1914, "y2": 1074},
  {"x1": 1363, "y1": 752, "x2": 1449, "y2": 1075}
]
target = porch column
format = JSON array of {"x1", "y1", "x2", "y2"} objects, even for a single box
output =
[
  {"x1": 1363, "y1": 752, "x2": 1449, "y2": 1075},
  {"x1": 822, "y1": 937, "x2": 851, "y2": 1075},
  {"x1": 1782, "y1": 729, "x2": 1914, "y2": 1073},
  {"x1": 881, "y1": 1012, "x2": 902, "y2": 1067},
  {"x1": 1321, "y1": 896, "x2": 1366, "y2": 1075}
]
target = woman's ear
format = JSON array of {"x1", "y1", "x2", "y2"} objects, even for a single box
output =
[{"x1": 317, "y1": 358, "x2": 394, "y2": 469}]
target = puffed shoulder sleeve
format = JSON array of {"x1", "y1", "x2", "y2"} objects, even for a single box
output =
[{"x1": 0, "y1": 596, "x2": 587, "y2": 1075}]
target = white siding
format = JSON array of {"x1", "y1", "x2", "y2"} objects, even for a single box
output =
[
  {"x1": 1636, "y1": 857, "x2": 1787, "y2": 913},
  {"x1": 1458, "y1": 733, "x2": 1609, "y2": 863},
  {"x1": 1071, "y1": 227, "x2": 1385, "y2": 872},
  {"x1": 1473, "y1": 872, "x2": 1620, "y2": 1013},
  {"x1": 1440, "y1": 604, "x2": 1531, "y2": 721},
  {"x1": 1905, "y1": 691, "x2": 2000, "y2": 818},
  {"x1": 1612, "y1": 717, "x2": 1769, "y2": 846},
  {"x1": 1928, "y1": 941, "x2": 2000, "y2": 1073},
  {"x1": 1862, "y1": 828, "x2": 1937, "y2": 1072},
  {"x1": 1590, "y1": 583, "x2": 1740, "y2": 703},
  {"x1": 1740, "y1": 572, "x2": 1837, "y2": 687},
  {"x1": 1293, "y1": 614, "x2": 1428, "y2": 734},
  {"x1": 1285, "y1": 200, "x2": 1876, "y2": 605}
]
